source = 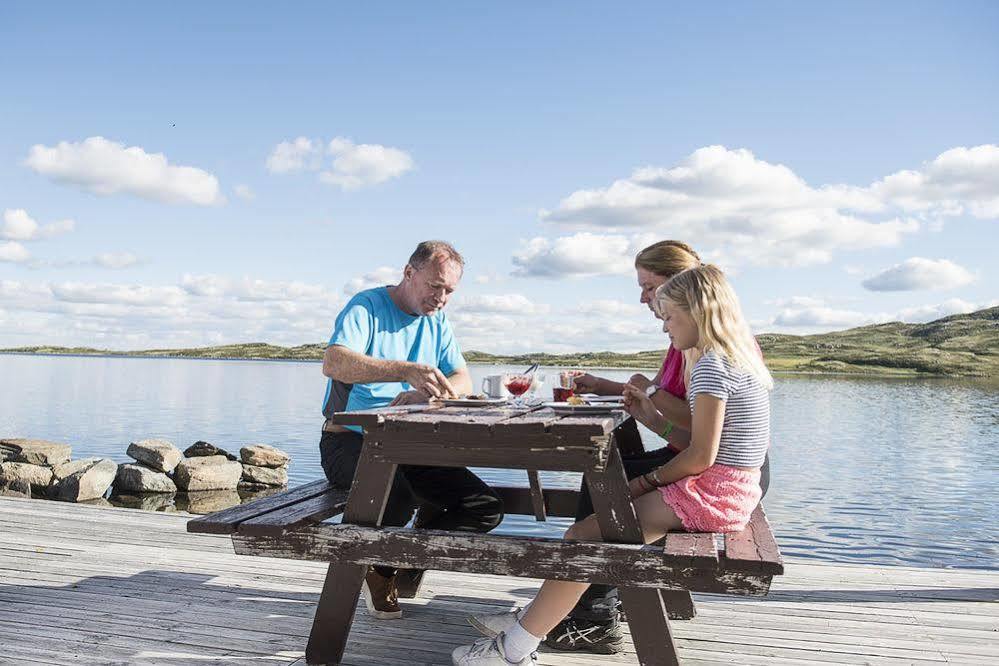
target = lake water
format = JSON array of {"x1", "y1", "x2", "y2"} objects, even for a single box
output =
[{"x1": 1, "y1": 353, "x2": 996, "y2": 570}]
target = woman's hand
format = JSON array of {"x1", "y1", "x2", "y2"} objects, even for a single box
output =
[
  {"x1": 571, "y1": 373, "x2": 600, "y2": 394},
  {"x1": 627, "y1": 374, "x2": 653, "y2": 392},
  {"x1": 622, "y1": 383, "x2": 662, "y2": 429}
]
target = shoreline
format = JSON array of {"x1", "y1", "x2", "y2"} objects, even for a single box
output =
[{"x1": 1, "y1": 350, "x2": 993, "y2": 381}]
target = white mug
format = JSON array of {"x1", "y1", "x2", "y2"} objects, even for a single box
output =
[{"x1": 481, "y1": 374, "x2": 511, "y2": 398}]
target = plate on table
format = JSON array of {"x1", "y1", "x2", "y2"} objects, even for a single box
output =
[
  {"x1": 578, "y1": 394, "x2": 627, "y2": 403},
  {"x1": 439, "y1": 396, "x2": 509, "y2": 407},
  {"x1": 544, "y1": 401, "x2": 625, "y2": 415}
]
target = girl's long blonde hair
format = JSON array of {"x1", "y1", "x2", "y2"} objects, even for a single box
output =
[{"x1": 657, "y1": 264, "x2": 773, "y2": 390}]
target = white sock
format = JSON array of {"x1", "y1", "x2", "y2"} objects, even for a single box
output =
[{"x1": 501, "y1": 621, "x2": 542, "y2": 663}]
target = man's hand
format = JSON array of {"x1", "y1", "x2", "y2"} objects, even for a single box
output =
[
  {"x1": 571, "y1": 373, "x2": 600, "y2": 394},
  {"x1": 388, "y1": 390, "x2": 430, "y2": 406},
  {"x1": 403, "y1": 363, "x2": 457, "y2": 399},
  {"x1": 627, "y1": 374, "x2": 653, "y2": 392}
]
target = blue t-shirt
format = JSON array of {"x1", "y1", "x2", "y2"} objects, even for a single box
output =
[{"x1": 321, "y1": 286, "x2": 465, "y2": 431}]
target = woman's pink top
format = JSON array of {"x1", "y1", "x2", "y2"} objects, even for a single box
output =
[
  {"x1": 657, "y1": 346, "x2": 687, "y2": 452},
  {"x1": 658, "y1": 345, "x2": 686, "y2": 399}
]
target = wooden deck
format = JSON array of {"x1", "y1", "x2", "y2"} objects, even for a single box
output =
[{"x1": 1, "y1": 496, "x2": 996, "y2": 665}]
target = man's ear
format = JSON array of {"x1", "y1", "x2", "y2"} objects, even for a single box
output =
[{"x1": 402, "y1": 264, "x2": 415, "y2": 282}]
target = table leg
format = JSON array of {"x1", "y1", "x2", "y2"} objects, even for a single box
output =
[
  {"x1": 305, "y1": 443, "x2": 397, "y2": 665},
  {"x1": 585, "y1": 439, "x2": 681, "y2": 666}
]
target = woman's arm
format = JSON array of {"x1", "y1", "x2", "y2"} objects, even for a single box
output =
[
  {"x1": 649, "y1": 390, "x2": 693, "y2": 430},
  {"x1": 572, "y1": 373, "x2": 627, "y2": 395}
]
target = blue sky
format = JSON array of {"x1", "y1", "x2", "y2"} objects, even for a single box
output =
[{"x1": 1, "y1": 2, "x2": 996, "y2": 352}]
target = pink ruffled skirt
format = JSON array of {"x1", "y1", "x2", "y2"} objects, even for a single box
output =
[{"x1": 660, "y1": 464, "x2": 762, "y2": 533}]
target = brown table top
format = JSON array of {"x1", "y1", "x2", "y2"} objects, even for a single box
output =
[{"x1": 332, "y1": 402, "x2": 628, "y2": 439}]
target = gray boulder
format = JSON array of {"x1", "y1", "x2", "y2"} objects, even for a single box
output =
[
  {"x1": 241, "y1": 463, "x2": 288, "y2": 487},
  {"x1": 174, "y1": 456, "x2": 242, "y2": 491},
  {"x1": 183, "y1": 441, "x2": 237, "y2": 461},
  {"x1": 51, "y1": 458, "x2": 117, "y2": 502},
  {"x1": 114, "y1": 463, "x2": 177, "y2": 493},
  {"x1": 0, "y1": 438, "x2": 72, "y2": 466},
  {"x1": 240, "y1": 444, "x2": 290, "y2": 468},
  {"x1": 0, "y1": 442, "x2": 17, "y2": 463},
  {"x1": 0, "y1": 477, "x2": 31, "y2": 498},
  {"x1": 52, "y1": 458, "x2": 102, "y2": 483},
  {"x1": 126, "y1": 439, "x2": 183, "y2": 473},
  {"x1": 0, "y1": 462, "x2": 54, "y2": 493}
]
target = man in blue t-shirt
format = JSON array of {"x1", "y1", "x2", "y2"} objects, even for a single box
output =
[{"x1": 320, "y1": 240, "x2": 503, "y2": 620}]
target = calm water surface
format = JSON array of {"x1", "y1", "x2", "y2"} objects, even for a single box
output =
[{"x1": 1, "y1": 354, "x2": 996, "y2": 570}]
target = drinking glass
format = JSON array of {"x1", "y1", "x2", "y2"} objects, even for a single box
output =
[{"x1": 504, "y1": 374, "x2": 533, "y2": 407}]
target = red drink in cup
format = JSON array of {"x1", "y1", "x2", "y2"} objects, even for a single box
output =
[
  {"x1": 552, "y1": 387, "x2": 574, "y2": 401},
  {"x1": 504, "y1": 375, "x2": 532, "y2": 397}
]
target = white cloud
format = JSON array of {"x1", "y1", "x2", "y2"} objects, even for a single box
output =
[
  {"x1": 94, "y1": 252, "x2": 140, "y2": 269},
  {"x1": 24, "y1": 137, "x2": 224, "y2": 206},
  {"x1": 862, "y1": 257, "x2": 976, "y2": 292},
  {"x1": 51, "y1": 283, "x2": 187, "y2": 307},
  {"x1": 266, "y1": 137, "x2": 321, "y2": 174},
  {"x1": 533, "y1": 144, "x2": 999, "y2": 270},
  {"x1": 319, "y1": 137, "x2": 414, "y2": 190},
  {"x1": 233, "y1": 184, "x2": 256, "y2": 200},
  {"x1": 575, "y1": 299, "x2": 648, "y2": 318},
  {"x1": 0, "y1": 275, "x2": 346, "y2": 350},
  {"x1": 512, "y1": 232, "x2": 643, "y2": 278},
  {"x1": 2, "y1": 209, "x2": 75, "y2": 241},
  {"x1": 871, "y1": 144, "x2": 999, "y2": 219},
  {"x1": 267, "y1": 136, "x2": 414, "y2": 190},
  {"x1": 453, "y1": 294, "x2": 550, "y2": 315},
  {"x1": 343, "y1": 266, "x2": 401, "y2": 296},
  {"x1": 0, "y1": 241, "x2": 31, "y2": 263},
  {"x1": 771, "y1": 305, "x2": 871, "y2": 328},
  {"x1": 893, "y1": 298, "x2": 986, "y2": 323}
]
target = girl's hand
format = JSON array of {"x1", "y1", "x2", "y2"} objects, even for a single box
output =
[
  {"x1": 628, "y1": 475, "x2": 654, "y2": 499},
  {"x1": 622, "y1": 383, "x2": 660, "y2": 427},
  {"x1": 571, "y1": 373, "x2": 600, "y2": 394}
]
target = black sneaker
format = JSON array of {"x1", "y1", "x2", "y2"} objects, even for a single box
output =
[{"x1": 543, "y1": 617, "x2": 625, "y2": 654}]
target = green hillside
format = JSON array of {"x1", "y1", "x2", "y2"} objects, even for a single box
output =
[{"x1": 3, "y1": 306, "x2": 996, "y2": 378}]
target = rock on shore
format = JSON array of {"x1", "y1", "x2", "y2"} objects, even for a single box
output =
[
  {"x1": 114, "y1": 462, "x2": 177, "y2": 493},
  {"x1": 0, "y1": 438, "x2": 72, "y2": 466},
  {"x1": 126, "y1": 439, "x2": 183, "y2": 473},
  {"x1": 174, "y1": 455, "x2": 243, "y2": 491},
  {"x1": 0, "y1": 462, "x2": 54, "y2": 493},
  {"x1": 50, "y1": 458, "x2": 117, "y2": 502},
  {"x1": 240, "y1": 444, "x2": 290, "y2": 468},
  {"x1": 183, "y1": 441, "x2": 237, "y2": 461}
]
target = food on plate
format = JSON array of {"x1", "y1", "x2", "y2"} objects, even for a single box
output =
[
  {"x1": 462, "y1": 393, "x2": 488, "y2": 400},
  {"x1": 566, "y1": 395, "x2": 586, "y2": 405}
]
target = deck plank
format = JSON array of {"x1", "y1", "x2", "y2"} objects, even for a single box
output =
[{"x1": 1, "y1": 496, "x2": 997, "y2": 665}]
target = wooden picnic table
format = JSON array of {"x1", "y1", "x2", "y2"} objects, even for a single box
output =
[{"x1": 188, "y1": 401, "x2": 783, "y2": 665}]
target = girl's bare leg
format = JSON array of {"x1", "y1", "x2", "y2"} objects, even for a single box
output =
[{"x1": 519, "y1": 490, "x2": 684, "y2": 638}]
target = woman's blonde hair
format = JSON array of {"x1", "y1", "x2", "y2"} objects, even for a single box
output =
[
  {"x1": 657, "y1": 264, "x2": 773, "y2": 390},
  {"x1": 634, "y1": 240, "x2": 701, "y2": 278}
]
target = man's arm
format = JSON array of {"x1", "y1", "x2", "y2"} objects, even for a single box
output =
[
  {"x1": 323, "y1": 345, "x2": 456, "y2": 398},
  {"x1": 447, "y1": 366, "x2": 473, "y2": 395}
]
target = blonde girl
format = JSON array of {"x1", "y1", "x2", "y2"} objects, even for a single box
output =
[{"x1": 452, "y1": 264, "x2": 772, "y2": 666}]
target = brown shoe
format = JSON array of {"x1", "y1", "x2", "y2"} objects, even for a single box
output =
[{"x1": 361, "y1": 567, "x2": 403, "y2": 619}]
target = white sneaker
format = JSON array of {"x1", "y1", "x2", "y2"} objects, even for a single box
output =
[
  {"x1": 451, "y1": 635, "x2": 536, "y2": 665},
  {"x1": 468, "y1": 608, "x2": 523, "y2": 638}
]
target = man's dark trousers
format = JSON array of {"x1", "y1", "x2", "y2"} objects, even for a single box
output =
[{"x1": 320, "y1": 429, "x2": 504, "y2": 576}]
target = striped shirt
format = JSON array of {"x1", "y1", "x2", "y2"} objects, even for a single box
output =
[{"x1": 688, "y1": 351, "x2": 770, "y2": 467}]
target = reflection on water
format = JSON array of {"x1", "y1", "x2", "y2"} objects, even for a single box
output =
[{"x1": 1, "y1": 354, "x2": 997, "y2": 569}]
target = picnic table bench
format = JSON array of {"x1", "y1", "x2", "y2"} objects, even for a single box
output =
[{"x1": 188, "y1": 403, "x2": 783, "y2": 665}]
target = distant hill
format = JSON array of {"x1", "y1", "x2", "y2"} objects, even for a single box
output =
[{"x1": 3, "y1": 306, "x2": 996, "y2": 378}]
